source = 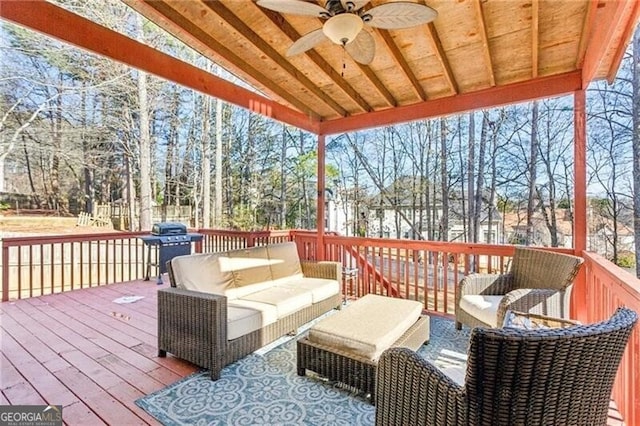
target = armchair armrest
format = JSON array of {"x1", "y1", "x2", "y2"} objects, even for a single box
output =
[
  {"x1": 301, "y1": 260, "x2": 340, "y2": 280},
  {"x1": 503, "y1": 310, "x2": 580, "y2": 329},
  {"x1": 497, "y1": 288, "x2": 571, "y2": 326},
  {"x1": 157, "y1": 287, "x2": 227, "y2": 379},
  {"x1": 376, "y1": 347, "x2": 466, "y2": 426}
]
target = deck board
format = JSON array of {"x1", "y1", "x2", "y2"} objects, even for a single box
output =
[
  {"x1": 0, "y1": 278, "x2": 627, "y2": 425},
  {"x1": 1, "y1": 279, "x2": 197, "y2": 425}
]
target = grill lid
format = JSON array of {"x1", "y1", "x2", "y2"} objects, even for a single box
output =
[{"x1": 151, "y1": 222, "x2": 187, "y2": 236}]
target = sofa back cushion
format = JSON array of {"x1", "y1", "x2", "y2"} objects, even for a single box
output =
[
  {"x1": 225, "y1": 246, "x2": 273, "y2": 288},
  {"x1": 267, "y1": 242, "x2": 303, "y2": 280},
  {"x1": 170, "y1": 252, "x2": 235, "y2": 295}
]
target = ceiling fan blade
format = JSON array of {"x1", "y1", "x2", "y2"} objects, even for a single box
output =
[
  {"x1": 257, "y1": 0, "x2": 328, "y2": 17},
  {"x1": 340, "y1": 0, "x2": 370, "y2": 12},
  {"x1": 363, "y1": 2, "x2": 438, "y2": 29},
  {"x1": 345, "y1": 29, "x2": 375, "y2": 65},
  {"x1": 287, "y1": 28, "x2": 328, "y2": 56}
]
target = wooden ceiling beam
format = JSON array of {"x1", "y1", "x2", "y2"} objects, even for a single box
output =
[
  {"x1": 0, "y1": 0, "x2": 320, "y2": 134},
  {"x1": 426, "y1": 23, "x2": 458, "y2": 95},
  {"x1": 531, "y1": 0, "x2": 539, "y2": 78},
  {"x1": 581, "y1": 0, "x2": 627, "y2": 87},
  {"x1": 258, "y1": 8, "x2": 372, "y2": 113},
  {"x1": 576, "y1": 0, "x2": 598, "y2": 69},
  {"x1": 474, "y1": 0, "x2": 496, "y2": 87},
  {"x1": 203, "y1": 1, "x2": 347, "y2": 117},
  {"x1": 355, "y1": 63, "x2": 398, "y2": 107},
  {"x1": 319, "y1": 71, "x2": 582, "y2": 135},
  {"x1": 138, "y1": 0, "x2": 322, "y2": 120},
  {"x1": 606, "y1": 0, "x2": 640, "y2": 83},
  {"x1": 377, "y1": 29, "x2": 427, "y2": 101}
]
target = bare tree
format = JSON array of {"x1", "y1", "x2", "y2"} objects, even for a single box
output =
[
  {"x1": 440, "y1": 118, "x2": 449, "y2": 241},
  {"x1": 136, "y1": 14, "x2": 152, "y2": 231},
  {"x1": 467, "y1": 112, "x2": 475, "y2": 242},
  {"x1": 633, "y1": 28, "x2": 640, "y2": 276},
  {"x1": 526, "y1": 101, "x2": 539, "y2": 245}
]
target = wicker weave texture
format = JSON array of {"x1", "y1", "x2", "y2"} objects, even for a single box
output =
[
  {"x1": 297, "y1": 315, "x2": 430, "y2": 403},
  {"x1": 160, "y1": 256, "x2": 342, "y2": 379},
  {"x1": 456, "y1": 248, "x2": 584, "y2": 329},
  {"x1": 376, "y1": 307, "x2": 637, "y2": 426}
]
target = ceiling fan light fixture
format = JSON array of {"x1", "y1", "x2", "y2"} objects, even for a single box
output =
[{"x1": 323, "y1": 13, "x2": 363, "y2": 45}]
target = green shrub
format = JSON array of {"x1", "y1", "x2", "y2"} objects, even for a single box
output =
[{"x1": 616, "y1": 252, "x2": 636, "y2": 269}]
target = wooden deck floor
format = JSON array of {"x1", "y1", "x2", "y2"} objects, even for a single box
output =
[
  {"x1": 0, "y1": 279, "x2": 627, "y2": 425},
  {"x1": 0, "y1": 279, "x2": 197, "y2": 425}
]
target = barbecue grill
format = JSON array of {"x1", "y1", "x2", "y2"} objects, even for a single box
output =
[{"x1": 139, "y1": 222, "x2": 203, "y2": 284}]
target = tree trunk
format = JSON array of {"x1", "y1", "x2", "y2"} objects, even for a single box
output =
[
  {"x1": 137, "y1": 14, "x2": 153, "y2": 231},
  {"x1": 201, "y1": 91, "x2": 212, "y2": 229},
  {"x1": 467, "y1": 112, "x2": 475, "y2": 242},
  {"x1": 632, "y1": 28, "x2": 640, "y2": 277},
  {"x1": 215, "y1": 97, "x2": 223, "y2": 226},
  {"x1": 125, "y1": 153, "x2": 136, "y2": 231},
  {"x1": 474, "y1": 112, "x2": 488, "y2": 242},
  {"x1": 526, "y1": 101, "x2": 539, "y2": 245},
  {"x1": 280, "y1": 123, "x2": 287, "y2": 228},
  {"x1": 164, "y1": 89, "x2": 179, "y2": 207},
  {"x1": 440, "y1": 118, "x2": 448, "y2": 241},
  {"x1": 458, "y1": 116, "x2": 467, "y2": 242}
]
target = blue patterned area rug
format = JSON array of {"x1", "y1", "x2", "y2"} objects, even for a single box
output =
[{"x1": 136, "y1": 316, "x2": 470, "y2": 426}]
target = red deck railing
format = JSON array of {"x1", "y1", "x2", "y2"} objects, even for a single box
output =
[
  {"x1": 1, "y1": 231, "x2": 148, "y2": 300},
  {"x1": 1, "y1": 229, "x2": 638, "y2": 421},
  {"x1": 581, "y1": 251, "x2": 640, "y2": 426}
]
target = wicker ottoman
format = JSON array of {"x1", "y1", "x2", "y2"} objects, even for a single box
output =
[{"x1": 296, "y1": 294, "x2": 430, "y2": 403}]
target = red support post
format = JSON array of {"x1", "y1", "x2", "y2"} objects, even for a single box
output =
[{"x1": 317, "y1": 134, "x2": 326, "y2": 261}]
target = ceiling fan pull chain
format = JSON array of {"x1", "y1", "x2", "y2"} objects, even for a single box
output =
[{"x1": 341, "y1": 47, "x2": 346, "y2": 78}]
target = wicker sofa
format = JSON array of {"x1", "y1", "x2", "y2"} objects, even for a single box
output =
[{"x1": 158, "y1": 242, "x2": 342, "y2": 379}]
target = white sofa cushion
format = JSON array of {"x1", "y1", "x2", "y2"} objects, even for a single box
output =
[
  {"x1": 267, "y1": 242, "x2": 303, "y2": 280},
  {"x1": 459, "y1": 295, "x2": 503, "y2": 327},
  {"x1": 240, "y1": 286, "x2": 313, "y2": 318},
  {"x1": 226, "y1": 304, "x2": 264, "y2": 340},
  {"x1": 308, "y1": 294, "x2": 423, "y2": 361},
  {"x1": 170, "y1": 252, "x2": 235, "y2": 295},
  {"x1": 276, "y1": 277, "x2": 340, "y2": 303},
  {"x1": 227, "y1": 299, "x2": 279, "y2": 338}
]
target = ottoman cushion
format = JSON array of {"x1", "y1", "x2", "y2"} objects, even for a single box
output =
[{"x1": 307, "y1": 294, "x2": 423, "y2": 361}]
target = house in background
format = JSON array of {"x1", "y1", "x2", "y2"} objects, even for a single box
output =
[
  {"x1": 502, "y1": 205, "x2": 636, "y2": 263},
  {"x1": 364, "y1": 177, "x2": 502, "y2": 243},
  {"x1": 503, "y1": 208, "x2": 574, "y2": 248},
  {"x1": 324, "y1": 193, "x2": 357, "y2": 236}
]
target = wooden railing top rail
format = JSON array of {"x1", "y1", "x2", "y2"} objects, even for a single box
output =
[
  {"x1": 196, "y1": 229, "x2": 292, "y2": 237},
  {"x1": 0, "y1": 231, "x2": 148, "y2": 246},
  {"x1": 582, "y1": 251, "x2": 640, "y2": 304},
  {"x1": 323, "y1": 234, "x2": 576, "y2": 256}
]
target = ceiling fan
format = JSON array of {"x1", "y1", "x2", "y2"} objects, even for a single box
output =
[{"x1": 256, "y1": 0, "x2": 437, "y2": 65}]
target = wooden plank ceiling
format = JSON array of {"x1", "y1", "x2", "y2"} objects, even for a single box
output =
[
  {"x1": 1, "y1": 0, "x2": 638, "y2": 134},
  {"x1": 123, "y1": 0, "x2": 639, "y2": 130}
]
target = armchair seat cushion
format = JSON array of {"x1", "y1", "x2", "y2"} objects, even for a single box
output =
[{"x1": 459, "y1": 295, "x2": 503, "y2": 327}]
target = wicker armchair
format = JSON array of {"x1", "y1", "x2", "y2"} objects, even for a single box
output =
[
  {"x1": 375, "y1": 307, "x2": 637, "y2": 426},
  {"x1": 456, "y1": 247, "x2": 584, "y2": 329}
]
